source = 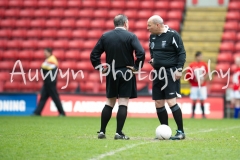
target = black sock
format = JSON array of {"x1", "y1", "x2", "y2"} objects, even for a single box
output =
[
  {"x1": 170, "y1": 104, "x2": 184, "y2": 133},
  {"x1": 192, "y1": 104, "x2": 196, "y2": 117},
  {"x1": 116, "y1": 105, "x2": 127, "y2": 135},
  {"x1": 156, "y1": 106, "x2": 168, "y2": 125},
  {"x1": 201, "y1": 102, "x2": 205, "y2": 115},
  {"x1": 100, "y1": 105, "x2": 113, "y2": 134}
]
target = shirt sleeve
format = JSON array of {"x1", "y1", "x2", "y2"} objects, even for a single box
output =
[
  {"x1": 90, "y1": 36, "x2": 104, "y2": 69},
  {"x1": 172, "y1": 32, "x2": 186, "y2": 69},
  {"x1": 149, "y1": 35, "x2": 153, "y2": 59},
  {"x1": 131, "y1": 34, "x2": 145, "y2": 69}
]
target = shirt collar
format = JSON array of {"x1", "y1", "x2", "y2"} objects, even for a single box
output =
[
  {"x1": 115, "y1": 27, "x2": 126, "y2": 30},
  {"x1": 158, "y1": 25, "x2": 169, "y2": 36}
]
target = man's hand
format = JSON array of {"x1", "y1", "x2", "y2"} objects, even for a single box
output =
[
  {"x1": 102, "y1": 67, "x2": 108, "y2": 74},
  {"x1": 175, "y1": 70, "x2": 182, "y2": 80},
  {"x1": 126, "y1": 66, "x2": 138, "y2": 74},
  {"x1": 148, "y1": 58, "x2": 154, "y2": 67}
]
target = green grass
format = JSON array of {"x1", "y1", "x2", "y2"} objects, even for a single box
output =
[{"x1": 0, "y1": 117, "x2": 239, "y2": 160}]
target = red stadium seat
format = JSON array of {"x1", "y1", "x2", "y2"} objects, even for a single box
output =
[
  {"x1": 222, "y1": 31, "x2": 236, "y2": 42},
  {"x1": 53, "y1": 40, "x2": 69, "y2": 49},
  {"x1": 0, "y1": 19, "x2": 16, "y2": 28},
  {"x1": 167, "y1": 11, "x2": 183, "y2": 21},
  {"x1": 0, "y1": 29, "x2": 11, "y2": 38},
  {"x1": 134, "y1": 30, "x2": 149, "y2": 40},
  {"x1": 1, "y1": 61, "x2": 15, "y2": 70},
  {"x1": 79, "y1": 9, "x2": 94, "y2": 18},
  {"x1": 217, "y1": 52, "x2": 233, "y2": 63},
  {"x1": 236, "y1": 42, "x2": 240, "y2": 52},
  {"x1": 87, "y1": 30, "x2": 102, "y2": 39},
  {"x1": 4, "y1": 9, "x2": 19, "y2": 18},
  {"x1": 76, "y1": 19, "x2": 91, "y2": 28},
  {"x1": 111, "y1": 1, "x2": 125, "y2": 9},
  {"x1": 18, "y1": 50, "x2": 32, "y2": 60},
  {"x1": 155, "y1": 1, "x2": 169, "y2": 10},
  {"x1": 91, "y1": 19, "x2": 106, "y2": 28},
  {"x1": 68, "y1": 40, "x2": 83, "y2": 49},
  {"x1": 125, "y1": 1, "x2": 140, "y2": 9},
  {"x1": 2, "y1": 50, "x2": 17, "y2": 60},
  {"x1": 30, "y1": 19, "x2": 46, "y2": 28},
  {"x1": 83, "y1": 40, "x2": 98, "y2": 49},
  {"x1": 49, "y1": 9, "x2": 64, "y2": 18},
  {"x1": 72, "y1": 29, "x2": 88, "y2": 39},
  {"x1": 56, "y1": 29, "x2": 72, "y2": 39},
  {"x1": 19, "y1": 9, "x2": 34, "y2": 18},
  {"x1": 82, "y1": 0, "x2": 96, "y2": 8},
  {"x1": 65, "y1": 50, "x2": 80, "y2": 60},
  {"x1": 33, "y1": 50, "x2": 45, "y2": 60},
  {"x1": 0, "y1": 40, "x2": 7, "y2": 49},
  {"x1": 4, "y1": 81, "x2": 20, "y2": 92},
  {"x1": 105, "y1": 19, "x2": 114, "y2": 29},
  {"x1": 0, "y1": 71, "x2": 11, "y2": 81},
  {"x1": 15, "y1": 19, "x2": 31, "y2": 28},
  {"x1": 138, "y1": 10, "x2": 152, "y2": 19},
  {"x1": 29, "y1": 61, "x2": 42, "y2": 70},
  {"x1": 93, "y1": 9, "x2": 108, "y2": 18},
  {"x1": 0, "y1": 1, "x2": 8, "y2": 8},
  {"x1": 215, "y1": 63, "x2": 230, "y2": 73},
  {"x1": 34, "y1": 9, "x2": 49, "y2": 18},
  {"x1": 27, "y1": 29, "x2": 42, "y2": 38},
  {"x1": 52, "y1": 0, "x2": 67, "y2": 8},
  {"x1": 228, "y1": 1, "x2": 240, "y2": 11},
  {"x1": 224, "y1": 21, "x2": 238, "y2": 31},
  {"x1": 45, "y1": 19, "x2": 61, "y2": 28},
  {"x1": 210, "y1": 84, "x2": 226, "y2": 94},
  {"x1": 8, "y1": 0, "x2": 23, "y2": 7},
  {"x1": 220, "y1": 42, "x2": 235, "y2": 52},
  {"x1": 166, "y1": 21, "x2": 180, "y2": 31},
  {"x1": 108, "y1": 9, "x2": 123, "y2": 18},
  {"x1": 38, "y1": 0, "x2": 53, "y2": 8},
  {"x1": 53, "y1": 50, "x2": 65, "y2": 60},
  {"x1": 79, "y1": 50, "x2": 92, "y2": 60},
  {"x1": 140, "y1": 1, "x2": 154, "y2": 9},
  {"x1": 135, "y1": 20, "x2": 147, "y2": 29},
  {"x1": 7, "y1": 40, "x2": 21, "y2": 49},
  {"x1": 37, "y1": 40, "x2": 53, "y2": 49},
  {"x1": 11, "y1": 29, "x2": 26, "y2": 38},
  {"x1": 97, "y1": 1, "x2": 111, "y2": 8},
  {"x1": 65, "y1": 81, "x2": 78, "y2": 93},
  {"x1": 169, "y1": 1, "x2": 185, "y2": 11},
  {"x1": 22, "y1": 40, "x2": 37, "y2": 49},
  {"x1": 76, "y1": 61, "x2": 93, "y2": 71},
  {"x1": 152, "y1": 11, "x2": 167, "y2": 21},
  {"x1": 64, "y1": 9, "x2": 79, "y2": 18},
  {"x1": 67, "y1": 1, "x2": 82, "y2": 8},
  {"x1": 23, "y1": 0, "x2": 38, "y2": 8},
  {"x1": 61, "y1": 19, "x2": 76, "y2": 28},
  {"x1": 124, "y1": 10, "x2": 138, "y2": 19},
  {"x1": 211, "y1": 75, "x2": 229, "y2": 84},
  {"x1": 226, "y1": 11, "x2": 240, "y2": 21},
  {"x1": 42, "y1": 29, "x2": 57, "y2": 39},
  {"x1": 60, "y1": 61, "x2": 77, "y2": 70}
]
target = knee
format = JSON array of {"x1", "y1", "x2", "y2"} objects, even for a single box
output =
[
  {"x1": 155, "y1": 100, "x2": 164, "y2": 108},
  {"x1": 166, "y1": 98, "x2": 177, "y2": 107}
]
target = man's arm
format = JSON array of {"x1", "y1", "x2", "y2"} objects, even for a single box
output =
[
  {"x1": 90, "y1": 36, "x2": 104, "y2": 70},
  {"x1": 131, "y1": 34, "x2": 145, "y2": 70},
  {"x1": 172, "y1": 32, "x2": 186, "y2": 70}
]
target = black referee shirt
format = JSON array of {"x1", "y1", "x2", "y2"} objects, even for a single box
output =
[
  {"x1": 90, "y1": 28, "x2": 145, "y2": 70},
  {"x1": 149, "y1": 25, "x2": 186, "y2": 69}
]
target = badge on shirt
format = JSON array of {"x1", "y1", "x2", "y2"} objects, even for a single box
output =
[
  {"x1": 162, "y1": 41, "x2": 166, "y2": 48},
  {"x1": 150, "y1": 42, "x2": 155, "y2": 49}
]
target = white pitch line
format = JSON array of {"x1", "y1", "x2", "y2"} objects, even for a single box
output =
[{"x1": 88, "y1": 126, "x2": 240, "y2": 160}]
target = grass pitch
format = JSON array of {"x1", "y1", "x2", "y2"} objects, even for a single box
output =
[{"x1": 0, "y1": 117, "x2": 239, "y2": 160}]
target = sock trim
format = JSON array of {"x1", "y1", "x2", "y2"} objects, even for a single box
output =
[
  {"x1": 156, "y1": 106, "x2": 166, "y2": 113},
  {"x1": 170, "y1": 104, "x2": 180, "y2": 112}
]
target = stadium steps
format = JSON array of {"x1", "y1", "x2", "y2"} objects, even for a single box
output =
[{"x1": 180, "y1": 7, "x2": 227, "y2": 96}]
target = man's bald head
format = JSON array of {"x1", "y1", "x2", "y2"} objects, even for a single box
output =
[{"x1": 148, "y1": 15, "x2": 164, "y2": 25}]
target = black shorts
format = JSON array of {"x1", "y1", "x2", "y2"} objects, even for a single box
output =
[
  {"x1": 152, "y1": 68, "x2": 181, "y2": 100},
  {"x1": 106, "y1": 67, "x2": 137, "y2": 99}
]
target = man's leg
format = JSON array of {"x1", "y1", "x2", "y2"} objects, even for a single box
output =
[
  {"x1": 33, "y1": 85, "x2": 49, "y2": 115},
  {"x1": 200, "y1": 100, "x2": 205, "y2": 118},
  {"x1": 155, "y1": 100, "x2": 168, "y2": 125},
  {"x1": 167, "y1": 98, "x2": 185, "y2": 140},
  {"x1": 48, "y1": 84, "x2": 65, "y2": 116},
  {"x1": 114, "y1": 97, "x2": 129, "y2": 140},
  {"x1": 99, "y1": 97, "x2": 116, "y2": 137},
  {"x1": 192, "y1": 100, "x2": 197, "y2": 118}
]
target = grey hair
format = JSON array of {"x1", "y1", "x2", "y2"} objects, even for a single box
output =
[
  {"x1": 113, "y1": 14, "x2": 128, "y2": 27},
  {"x1": 149, "y1": 15, "x2": 164, "y2": 24}
]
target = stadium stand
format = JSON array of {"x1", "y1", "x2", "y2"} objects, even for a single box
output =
[{"x1": 0, "y1": 0, "x2": 186, "y2": 93}]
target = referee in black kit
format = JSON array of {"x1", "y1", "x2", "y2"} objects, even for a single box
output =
[
  {"x1": 147, "y1": 15, "x2": 186, "y2": 140},
  {"x1": 90, "y1": 14, "x2": 145, "y2": 140}
]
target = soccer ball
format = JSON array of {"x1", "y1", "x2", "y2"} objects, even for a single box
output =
[{"x1": 155, "y1": 124, "x2": 172, "y2": 140}]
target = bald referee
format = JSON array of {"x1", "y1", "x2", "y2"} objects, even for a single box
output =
[
  {"x1": 90, "y1": 14, "x2": 145, "y2": 140},
  {"x1": 147, "y1": 15, "x2": 186, "y2": 140}
]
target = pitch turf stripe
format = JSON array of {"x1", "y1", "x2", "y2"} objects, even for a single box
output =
[
  {"x1": 89, "y1": 126, "x2": 240, "y2": 160},
  {"x1": 88, "y1": 142, "x2": 151, "y2": 160}
]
